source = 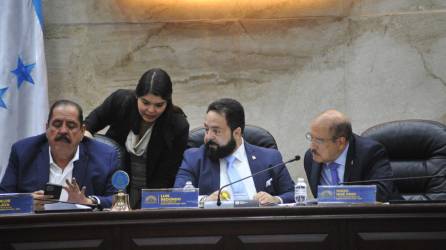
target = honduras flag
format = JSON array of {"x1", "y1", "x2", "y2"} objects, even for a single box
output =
[{"x1": 0, "y1": 0, "x2": 49, "y2": 180}]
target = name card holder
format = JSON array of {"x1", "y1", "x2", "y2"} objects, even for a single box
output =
[
  {"x1": 317, "y1": 185, "x2": 377, "y2": 204},
  {"x1": 0, "y1": 193, "x2": 33, "y2": 215},
  {"x1": 141, "y1": 188, "x2": 199, "y2": 209}
]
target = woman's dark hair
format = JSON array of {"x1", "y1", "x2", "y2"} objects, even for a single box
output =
[{"x1": 135, "y1": 68, "x2": 184, "y2": 116}]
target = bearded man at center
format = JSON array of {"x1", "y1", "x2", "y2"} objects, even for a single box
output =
[{"x1": 174, "y1": 98, "x2": 295, "y2": 205}]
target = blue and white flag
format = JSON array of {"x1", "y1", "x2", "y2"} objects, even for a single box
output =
[{"x1": 0, "y1": 0, "x2": 49, "y2": 180}]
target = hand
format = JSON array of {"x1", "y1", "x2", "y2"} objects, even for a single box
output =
[
  {"x1": 207, "y1": 189, "x2": 234, "y2": 201},
  {"x1": 63, "y1": 178, "x2": 93, "y2": 205},
  {"x1": 206, "y1": 191, "x2": 220, "y2": 201},
  {"x1": 32, "y1": 190, "x2": 52, "y2": 210},
  {"x1": 254, "y1": 191, "x2": 281, "y2": 205}
]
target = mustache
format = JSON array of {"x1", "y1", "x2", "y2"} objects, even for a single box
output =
[
  {"x1": 55, "y1": 134, "x2": 71, "y2": 143},
  {"x1": 205, "y1": 140, "x2": 218, "y2": 147}
]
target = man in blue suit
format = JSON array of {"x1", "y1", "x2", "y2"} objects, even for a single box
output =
[
  {"x1": 304, "y1": 109, "x2": 398, "y2": 202},
  {"x1": 174, "y1": 98, "x2": 295, "y2": 204},
  {"x1": 0, "y1": 100, "x2": 118, "y2": 208}
]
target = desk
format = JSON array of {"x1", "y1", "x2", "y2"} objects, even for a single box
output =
[{"x1": 1, "y1": 204, "x2": 446, "y2": 250}]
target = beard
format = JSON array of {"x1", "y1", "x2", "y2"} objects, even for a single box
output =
[{"x1": 205, "y1": 135, "x2": 237, "y2": 162}]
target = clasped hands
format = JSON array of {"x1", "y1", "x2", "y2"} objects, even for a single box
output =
[{"x1": 206, "y1": 190, "x2": 281, "y2": 205}]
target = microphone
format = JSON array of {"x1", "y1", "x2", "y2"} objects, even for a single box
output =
[
  {"x1": 339, "y1": 173, "x2": 446, "y2": 185},
  {"x1": 216, "y1": 155, "x2": 300, "y2": 206}
]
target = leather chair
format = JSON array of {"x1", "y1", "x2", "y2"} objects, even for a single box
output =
[
  {"x1": 93, "y1": 134, "x2": 126, "y2": 171},
  {"x1": 361, "y1": 120, "x2": 446, "y2": 200},
  {"x1": 188, "y1": 124, "x2": 278, "y2": 149}
]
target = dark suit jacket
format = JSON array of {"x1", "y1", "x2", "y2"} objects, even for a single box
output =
[
  {"x1": 84, "y1": 89, "x2": 189, "y2": 189},
  {"x1": 304, "y1": 134, "x2": 397, "y2": 202},
  {"x1": 0, "y1": 134, "x2": 118, "y2": 208},
  {"x1": 174, "y1": 142, "x2": 295, "y2": 203}
]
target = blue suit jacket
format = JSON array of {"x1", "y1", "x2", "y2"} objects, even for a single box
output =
[
  {"x1": 304, "y1": 134, "x2": 398, "y2": 202},
  {"x1": 174, "y1": 142, "x2": 295, "y2": 203},
  {"x1": 0, "y1": 134, "x2": 118, "y2": 208}
]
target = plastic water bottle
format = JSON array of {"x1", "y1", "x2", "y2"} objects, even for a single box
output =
[
  {"x1": 295, "y1": 177, "x2": 307, "y2": 205},
  {"x1": 183, "y1": 181, "x2": 195, "y2": 191}
]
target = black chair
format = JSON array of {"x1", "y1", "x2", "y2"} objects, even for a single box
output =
[
  {"x1": 361, "y1": 120, "x2": 446, "y2": 200},
  {"x1": 187, "y1": 124, "x2": 278, "y2": 149},
  {"x1": 93, "y1": 134, "x2": 126, "y2": 171}
]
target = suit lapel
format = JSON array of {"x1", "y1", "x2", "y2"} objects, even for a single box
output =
[
  {"x1": 310, "y1": 161, "x2": 322, "y2": 196},
  {"x1": 245, "y1": 143, "x2": 263, "y2": 191},
  {"x1": 344, "y1": 135, "x2": 358, "y2": 182},
  {"x1": 36, "y1": 143, "x2": 50, "y2": 185},
  {"x1": 202, "y1": 155, "x2": 220, "y2": 193},
  {"x1": 73, "y1": 143, "x2": 88, "y2": 187}
]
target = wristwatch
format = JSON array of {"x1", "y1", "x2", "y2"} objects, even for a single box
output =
[{"x1": 88, "y1": 195, "x2": 99, "y2": 205}]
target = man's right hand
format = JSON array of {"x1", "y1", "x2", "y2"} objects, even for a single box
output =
[{"x1": 32, "y1": 190, "x2": 53, "y2": 210}]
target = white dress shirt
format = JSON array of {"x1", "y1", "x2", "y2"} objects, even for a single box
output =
[{"x1": 48, "y1": 146, "x2": 79, "y2": 201}]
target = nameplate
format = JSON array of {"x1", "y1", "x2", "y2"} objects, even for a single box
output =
[
  {"x1": 0, "y1": 193, "x2": 33, "y2": 215},
  {"x1": 317, "y1": 185, "x2": 376, "y2": 204},
  {"x1": 141, "y1": 188, "x2": 199, "y2": 209}
]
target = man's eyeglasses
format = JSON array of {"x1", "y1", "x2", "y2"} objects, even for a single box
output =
[{"x1": 305, "y1": 132, "x2": 336, "y2": 145}]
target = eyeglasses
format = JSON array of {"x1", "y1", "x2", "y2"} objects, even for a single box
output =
[{"x1": 305, "y1": 132, "x2": 335, "y2": 145}]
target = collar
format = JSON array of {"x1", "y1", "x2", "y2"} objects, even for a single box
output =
[
  {"x1": 231, "y1": 138, "x2": 246, "y2": 162},
  {"x1": 49, "y1": 145, "x2": 80, "y2": 168},
  {"x1": 332, "y1": 143, "x2": 349, "y2": 167}
]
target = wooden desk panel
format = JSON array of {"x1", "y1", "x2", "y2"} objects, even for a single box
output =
[{"x1": 1, "y1": 204, "x2": 446, "y2": 250}]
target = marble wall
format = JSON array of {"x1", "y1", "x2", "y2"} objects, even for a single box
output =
[{"x1": 43, "y1": 0, "x2": 446, "y2": 192}]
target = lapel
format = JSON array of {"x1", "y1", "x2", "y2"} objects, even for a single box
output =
[
  {"x1": 205, "y1": 155, "x2": 221, "y2": 193},
  {"x1": 36, "y1": 142, "x2": 50, "y2": 185},
  {"x1": 344, "y1": 135, "x2": 358, "y2": 182},
  {"x1": 145, "y1": 117, "x2": 171, "y2": 179},
  {"x1": 310, "y1": 160, "x2": 322, "y2": 196},
  {"x1": 73, "y1": 141, "x2": 88, "y2": 187},
  {"x1": 245, "y1": 143, "x2": 263, "y2": 191}
]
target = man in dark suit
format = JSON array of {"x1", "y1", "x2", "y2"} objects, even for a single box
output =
[
  {"x1": 0, "y1": 100, "x2": 118, "y2": 208},
  {"x1": 174, "y1": 98, "x2": 295, "y2": 204},
  {"x1": 304, "y1": 109, "x2": 397, "y2": 202}
]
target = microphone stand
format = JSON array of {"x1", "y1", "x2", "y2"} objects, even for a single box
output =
[{"x1": 216, "y1": 155, "x2": 300, "y2": 206}]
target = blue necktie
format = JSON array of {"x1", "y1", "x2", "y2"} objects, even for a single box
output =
[
  {"x1": 328, "y1": 162, "x2": 340, "y2": 185},
  {"x1": 225, "y1": 155, "x2": 248, "y2": 200}
]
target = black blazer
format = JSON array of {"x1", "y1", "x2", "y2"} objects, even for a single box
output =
[
  {"x1": 304, "y1": 134, "x2": 398, "y2": 202},
  {"x1": 85, "y1": 89, "x2": 190, "y2": 189}
]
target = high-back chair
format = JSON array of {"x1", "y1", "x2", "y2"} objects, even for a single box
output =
[
  {"x1": 361, "y1": 120, "x2": 446, "y2": 200},
  {"x1": 93, "y1": 134, "x2": 126, "y2": 171},
  {"x1": 187, "y1": 124, "x2": 278, "y2": 149}
]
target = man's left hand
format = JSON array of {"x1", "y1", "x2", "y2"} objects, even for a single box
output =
[
  {"x1": 63, "y1": 178, "x2": 93, "y2": 205},
  {"x1": 254, "y1": 191, "x2": 281, "y2": 205}
]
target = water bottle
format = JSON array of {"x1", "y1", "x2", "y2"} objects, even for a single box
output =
[
  {"x1": 295, "y1": 177, "x2": 307, "y2": 205},
  {"x1": 183, "y1": 181, "x2": 195, "y2": 192}
]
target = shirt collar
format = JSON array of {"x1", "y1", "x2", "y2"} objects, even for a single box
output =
[
  {"x1": 231, "y1": 138, "x2": 245, "y2": 162},
  {"x1": 333, "y1": 143, "x2": 349, "y2": 167},
  {"x1": 49, "y1": 145, "x2": 80, "y2": 168}
]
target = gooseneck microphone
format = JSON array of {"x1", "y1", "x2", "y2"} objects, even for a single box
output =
[
  {"x1": 339, "y1": 173, "x2": 446, "y2": 185},
  {"x1": 216, "y1": 155, "x2": 300, "y2": 206}
]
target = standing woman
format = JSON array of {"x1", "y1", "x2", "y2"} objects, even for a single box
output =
[{"x1": 84, "y1": 68, "x2": 189, "y2": 208}]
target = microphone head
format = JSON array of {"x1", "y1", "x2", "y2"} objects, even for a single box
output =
[{"x1": 294, "y1": 155, "x2": 301, "y2": 161}]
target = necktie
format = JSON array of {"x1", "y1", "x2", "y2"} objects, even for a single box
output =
[
  {"x1": 225, "y1": 155, "x2": 248, "y2": 200},
  {"x1": 328, "y1": 162, "x2": 340, "y2": 185}
]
